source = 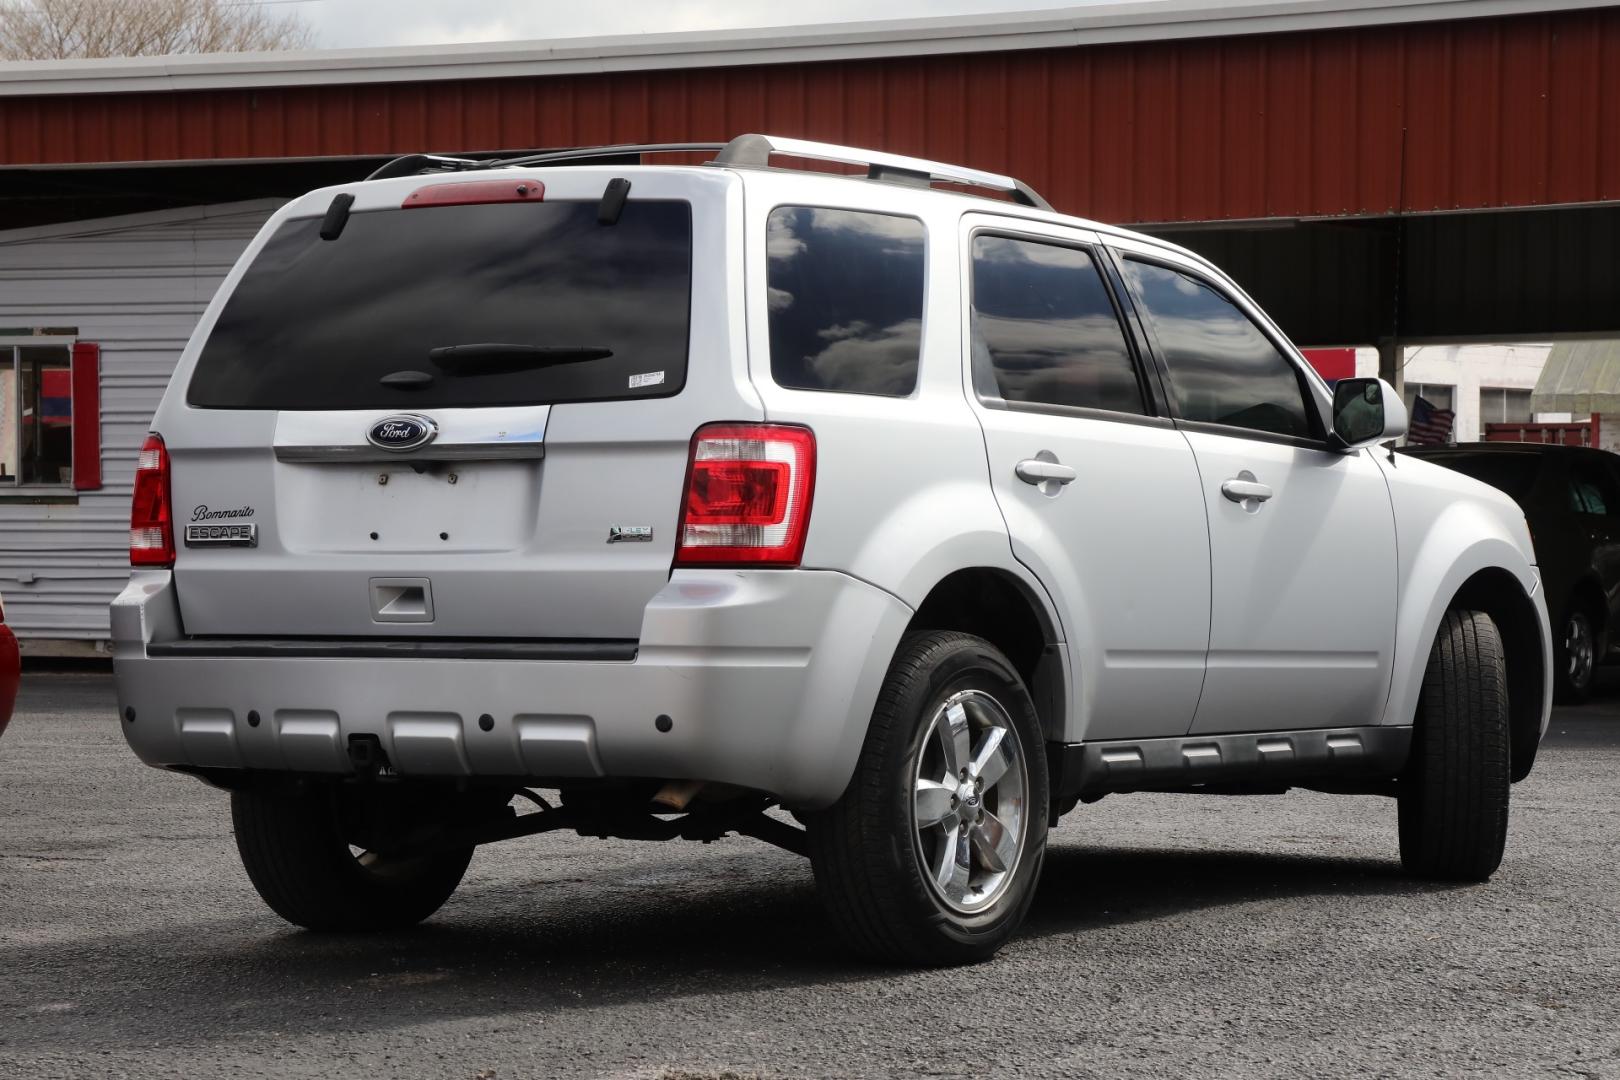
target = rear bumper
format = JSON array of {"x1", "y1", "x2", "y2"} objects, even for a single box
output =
[{"x1": 111, "y1": 567, "x2": 913, "y2": 808}]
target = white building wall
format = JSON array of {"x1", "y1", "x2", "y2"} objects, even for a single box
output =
[
  {"x1": 0, "y1": 201, "x2": 280, "y2": 641},
  {"x1": 1354, "y1": 343, "x2": 1557, "y2": 442}
]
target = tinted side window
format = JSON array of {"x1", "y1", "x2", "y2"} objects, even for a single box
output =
[
  {"x1": 971, "y1": 235, "x2": 1146, "y2": 415},
  {"x1": 766, "y1": 207, "x2": 925, "y2": 397},
  {"x1": 1123, "y1": 259, "x2": 1314, "y2": 439},
  {"x1": 1568, "y1": 459, "x2": 1620, "y2": 516}
]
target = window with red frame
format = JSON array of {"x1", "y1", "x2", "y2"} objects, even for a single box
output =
[{"x1": 0, "y1": 337, "x2": 100, "y2": 491}]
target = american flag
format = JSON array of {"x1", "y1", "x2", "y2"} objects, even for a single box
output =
[{"x1": 1408, "y1": 395, "x2": 1455, "y2": 446}]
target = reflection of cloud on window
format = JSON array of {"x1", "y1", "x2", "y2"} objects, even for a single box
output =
[
  {"x1": 975, "y1": 235, "x2": 1085, "y2": 270},
  {"x1": 768, "y1": 206, "x2": 922, "y2": 261},
  {"x1": 801, "y1": 318, "x2": 922, "y2": 396},
  {"x1": 1152, "y1": 315, "x2": 1279, "y2": 370},
  {"x1": 774, "y1": 206, "x2": 924, "y2": 259},
  {"x1": 979, "y1": 314, "x2": 1142, "y2": 411},
  {"x1": 979, "y1": 314, "x2": 1127, "y2": 358},
  {"x1": 1127, "y1": 262, "x2": 1218, "y2": 319},
  {"x1": 767, "y1": 212, "x2": 806, "y2": 260},
  {"x1": 766, "y1": 205, "x2": 925, "y2": 397},
  {"x1": 817, "y1": 320, "x2": 873, "y2": 342},
  {"x1": 809, "y1": 209, "x2": 925, "y2": 253},
  {"x1": 970, "y1": 233, "x2": 1148, "y2": 415},
  {"x1": 1126, "y1": 257, "x2": 1311, "y2": 437}
]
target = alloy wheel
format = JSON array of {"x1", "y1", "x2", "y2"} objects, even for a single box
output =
[
  {"x1": 911, "y1": 689, "x2": 1028, "y2": 914},
  {"x1": 1566, "y1": 611, "x2": 1596, "y2": 689}
]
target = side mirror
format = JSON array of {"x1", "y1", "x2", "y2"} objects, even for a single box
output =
[{"x1": 1329, "y1": 377, "x2": 1407, "y2": 451}]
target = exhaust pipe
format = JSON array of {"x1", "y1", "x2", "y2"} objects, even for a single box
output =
[{"x1": 651, "y1": 779, "x2": 705, "y2": 813}]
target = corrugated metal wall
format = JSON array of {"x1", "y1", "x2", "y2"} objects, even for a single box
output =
[
  {"x1": 1154, "y1": 202, "x2": 1620, "y2": 346},
  {"x1": 2, "y1": 7, "x2": 1618, "y2": 223},
  {"x1": 0, "y1": 205, "x2": 274, "y2": 639}
]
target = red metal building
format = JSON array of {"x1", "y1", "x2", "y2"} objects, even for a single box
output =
[{"x1": 3, "y1": 1, "x2": 1620, "y2": 226}]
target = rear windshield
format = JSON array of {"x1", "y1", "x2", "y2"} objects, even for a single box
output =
[
  {"x1": 188, "y1": 199, "x2": 692, "y2": 410},
  {"x1": 1426, "y1": 452, "x2": 1541, "y2": 501}
]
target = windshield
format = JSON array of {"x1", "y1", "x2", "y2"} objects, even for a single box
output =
[{"x1": 188, "y1": 199, "x2": 692, "y2": 410}]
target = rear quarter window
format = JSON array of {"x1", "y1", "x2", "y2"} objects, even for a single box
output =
[{"x1": 766, "y1": 206, "x2": 925, "y2": 397}]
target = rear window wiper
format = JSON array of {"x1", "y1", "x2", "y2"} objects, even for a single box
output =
[{"x1": 428, "y1": 343, "x2": 614, "y2": 373}]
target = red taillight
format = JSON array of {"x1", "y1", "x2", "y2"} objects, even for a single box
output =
[
  {"x1": 401, "y1": 179, "x2": 546, "y2": 209},
  {"x1": 674, "y1": 423, "x2": 815, "y2": 568},
  {"x1": 130, "y1": 433, "x2": 174, "y2": 568}
]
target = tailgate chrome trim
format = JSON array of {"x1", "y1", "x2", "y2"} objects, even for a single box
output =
[
  {"x1": 275, "y1": 442, "x2": 546, "y2": 463},
  {"x1": 274, "y1": 405, "x2": 548, "y2": 463}
]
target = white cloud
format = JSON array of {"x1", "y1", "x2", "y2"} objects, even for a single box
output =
[{"x1": 302, "y1": 0, "x2": 1117, "y2": 49}]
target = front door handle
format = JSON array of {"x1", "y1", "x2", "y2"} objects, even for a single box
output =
[
  {"x1": 1016, "y1": 458, "x2": 1077, "y2": 486},
  {"x1": 1221, "y1": 474, "x2": 1274, "y2": 504}
]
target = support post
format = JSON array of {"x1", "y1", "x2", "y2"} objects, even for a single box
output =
[{"x1": 1377, "y1": 338, "x2": 1403, "y2": 396}]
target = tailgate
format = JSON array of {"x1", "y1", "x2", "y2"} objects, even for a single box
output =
[{"x1": 162, "y1": 167, "x2": 755, "y2": 641}]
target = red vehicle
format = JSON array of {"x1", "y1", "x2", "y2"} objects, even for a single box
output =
[{"x1": 0, "y1": 597, "x2": 18, "y2": 737}]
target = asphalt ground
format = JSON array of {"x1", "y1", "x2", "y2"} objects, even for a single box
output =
[{"x1": 1, "y1": 669, "x2": 1616, "y2": 1080}]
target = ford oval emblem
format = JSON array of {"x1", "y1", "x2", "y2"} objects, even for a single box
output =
[{"x1": 367, "y1": 414, "x2": 438, "y2": 452}]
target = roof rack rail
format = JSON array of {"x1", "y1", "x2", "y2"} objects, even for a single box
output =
[
  {"x1": 364, "y1": 153, "x2": 482, "y2": 181},
  {"x1": 714, "y1": 133, "x2": 1052, "y2": 210},
  {"x1": 364, "y1": 136, "x2": 1052, "y2": 210},
  {"x1": 489, "y1": 142, "x2": 728, "y2": 169},
  {"x1": 366, "y1": 143, "x2": 726, "y2": 181}
]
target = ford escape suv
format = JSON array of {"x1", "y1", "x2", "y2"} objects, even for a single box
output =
[{"x1": 113, "y1": 134, "x2": 1553, "y2": 965}]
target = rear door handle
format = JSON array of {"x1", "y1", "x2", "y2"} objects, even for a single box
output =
[
  {"x1": 1221, "y1": 475, "x2": 1273, "y2": 504},
  {"x1": 1016, "y1": 459, "x2": 1077, "y2": 486}
]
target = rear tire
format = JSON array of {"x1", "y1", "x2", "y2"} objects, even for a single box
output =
[
  {"x1": 232, "y1": 786, "x2": 474, "y2": 932},
  {"x1": 807, "y1": 631, "x2": 1049, "y2": 966},
  {"x1": 1552, "y1": 601, "x2": 1599, "y2": 705},
  {"x1": 1397, "y1": 609, "x2": 1511, "y2": 882}
]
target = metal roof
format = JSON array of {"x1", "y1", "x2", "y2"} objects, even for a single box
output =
[
  {"x1": 1532, "y1": 339, "x2": 1620, "y2": 415},
  {"x1": 0, "y1": 0, "x2": 1609, "y2": 97}
]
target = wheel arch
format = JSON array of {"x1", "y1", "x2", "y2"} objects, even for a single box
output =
[
  {"x1": 1443, "y1": 567, "x2": 1549, "y2": 783},
  {"x1": 1380, "y1": 476, "x2": 1554, "y2": 781},
  {"x1": 905, "y1": 566, "x2": 1068, "y2": 743},
  {"x1": 1379, "y1": 459, "x2": 1554, "y2": 780}
]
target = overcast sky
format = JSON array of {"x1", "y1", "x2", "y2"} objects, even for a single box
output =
[{"x1": 300, "y1": 0, "x2": 1110, "y2": 49}]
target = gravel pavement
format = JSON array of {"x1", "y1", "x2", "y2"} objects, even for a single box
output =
[{"x1": 1, "y1": 670, "x2": 1617, "y2": 1080}]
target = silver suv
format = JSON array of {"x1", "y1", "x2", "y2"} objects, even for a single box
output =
[{"x1": 113, "y1": 135, "x2": 1553, "y2": 965}]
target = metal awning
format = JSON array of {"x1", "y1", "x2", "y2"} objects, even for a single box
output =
[{"x1": 1532, "y1": 340, "x2": 1620, "y2": 415}]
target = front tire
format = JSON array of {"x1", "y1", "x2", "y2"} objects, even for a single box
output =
[
  {"x1": 807, "y1": 631, "x2": 1049, "y2": 966},
  {"x1": 232, "y1": 786, "x2": 474, "y2": 932},
  {"x1": 1397, "y1": 609, "x2": 1511, "y2": 882}
]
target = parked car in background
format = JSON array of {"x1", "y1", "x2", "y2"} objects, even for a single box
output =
[
  {"x1": 1402, "y1": 442, "x2": 1620, "y2": 702},
  {"x1": 0, "y1": 593, "x2": 19, "y2": 739}
]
